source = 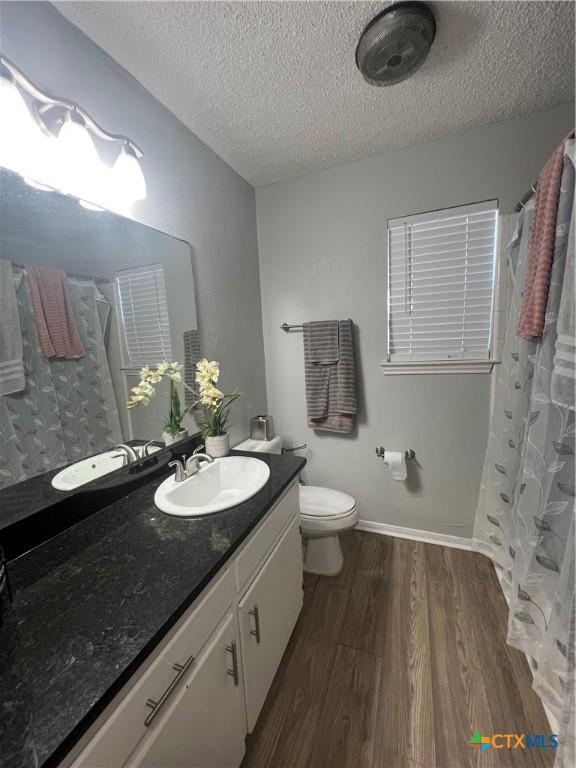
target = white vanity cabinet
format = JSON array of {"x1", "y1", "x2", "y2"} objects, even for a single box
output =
[
  {"x1": 64, "y1": 481, "x2": 301, "y2": 768},
  {"x1": 127, "y1": 612, "x2": 246, "y2": 768},
  {"x1": 239, "y1": 516, "x2": 303, "y2": 731}
]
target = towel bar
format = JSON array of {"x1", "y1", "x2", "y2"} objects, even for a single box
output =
[
  {"x1": 281, "y1": 322, "x2": 304, "y2": 331},
  {"x1": 375, "y1": 447, "x2": 416, "y2": 462}
]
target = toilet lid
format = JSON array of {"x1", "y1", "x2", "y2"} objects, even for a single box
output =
[{"x1": 299, "y1": 485, "x2": 356, "y2": 518}]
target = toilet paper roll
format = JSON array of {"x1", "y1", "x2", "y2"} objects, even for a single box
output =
[{"x1": 384, "y1": 451, "x2": 407, "y2": 481}]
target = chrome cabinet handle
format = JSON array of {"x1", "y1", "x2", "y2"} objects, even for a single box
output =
[
  {"x1": 226, "y1": 640, "x2": 239, "y2": 686},
  {"x1": 144, "y1": 654, "x2": 195, "y2": 727},
  {"x1": 248, "y1": 604, "x2": 261, "y2": 644}
]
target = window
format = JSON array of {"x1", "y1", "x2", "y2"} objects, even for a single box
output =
[
  {"x1": 385, "y1": 200, "x2": 498, "y2": 374},
  {"x1": 115, "y1": 264, "x2": 173, "y2": 368}
]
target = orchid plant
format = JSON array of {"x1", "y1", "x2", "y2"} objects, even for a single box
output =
[{"x1": 126, "y1": 359, "x2": 240, "y2": 439}]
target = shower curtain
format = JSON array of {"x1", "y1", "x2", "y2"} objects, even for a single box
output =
[
  {"x1": 0, "y1": 268, "x2": 122, "y2": 489},
  {"x1": 474, "y1": 142, "x2": 575, "y2": 767}
]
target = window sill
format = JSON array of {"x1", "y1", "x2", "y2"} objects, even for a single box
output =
[{"x1": 380, "y1": 359, "x2": 500, "y2": 375}]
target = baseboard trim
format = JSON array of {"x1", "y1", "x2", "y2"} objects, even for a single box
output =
[{"x1": 356, "y1": 520, "x2": 474, "y2": 551}]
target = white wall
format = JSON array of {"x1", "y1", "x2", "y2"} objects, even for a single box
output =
[
  {"x1": 0, "y1": 1, "x2": 267, "y2": 445},
  {"x1": 256, "y1": 103, "x2": 574, "y2": 538}
]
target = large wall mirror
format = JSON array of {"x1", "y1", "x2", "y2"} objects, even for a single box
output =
[{"x1": 0, "y1": 167, "x2": 199, "y2": 504}]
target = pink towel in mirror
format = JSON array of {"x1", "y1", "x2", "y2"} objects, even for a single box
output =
[{"x1": 26, "y1": 265, "x2": 85, "y2": 359}]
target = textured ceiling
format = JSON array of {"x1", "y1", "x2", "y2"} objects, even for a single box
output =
[{"x1": 55, "y1": 1, "x2": 575, "y2": 187}]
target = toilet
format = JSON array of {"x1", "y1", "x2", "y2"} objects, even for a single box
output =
[
  {"x1": 235, "y1": 436, "x2": 358, "y2": 576},
  {"x1": 299, "y1": 485, "x2": 359, "y2": 575}
]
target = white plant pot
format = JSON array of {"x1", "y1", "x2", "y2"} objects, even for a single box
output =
[
  {"x1": 162, "y1": 428, "x2": 188, "y2": 446},
  {"x1": 205, "y1": 434, "x2": 230, "y2": 458}
]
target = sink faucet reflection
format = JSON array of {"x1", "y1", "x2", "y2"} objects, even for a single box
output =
[
  {"x1": 115, "y1": 444, "x2": 138, "y2": 466},
  {"x1": 169, "y1": 453, "x2": 214, "y2": 482}
]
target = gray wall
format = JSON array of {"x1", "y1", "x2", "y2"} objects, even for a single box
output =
[
  {"x1": 0, "y1": 1, "x2": 267, "y2": 445},
  {"x1": 256, "y1": 103, "x2": 574, "y2": 538}
]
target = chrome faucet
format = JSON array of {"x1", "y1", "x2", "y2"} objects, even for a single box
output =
[
  {"x1": 115, "y1": 444, "x2": 138, "y2": 465},
  {"x1": 185, "y1": 453, "x2": 214, "y2": 477},
  {"x1": 169, "y1": 453, "x2": 214, "y2": 482},
  {"x1": 168, "y1": 459, "x2": 188, "y2": 482}
]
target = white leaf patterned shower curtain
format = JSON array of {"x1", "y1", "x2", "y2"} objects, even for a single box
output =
[{"x1": 474, "y1": 142, "x2": 575, "y2": 767}]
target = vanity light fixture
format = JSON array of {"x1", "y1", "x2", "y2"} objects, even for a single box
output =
[
  {"x1": 0, "y1": 54, "x2": 146, "y2": 209},
  {"x1": 0, "y1": 61, "x2": 40, "y2": 178},
  {"x1": 111, "y1": 142, "x2": 147, "y2": 202}
]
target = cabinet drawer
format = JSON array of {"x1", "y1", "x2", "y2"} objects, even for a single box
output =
[
  {"x1": 235, "y1": 482, "x2": 299, "y2": 593},
  {"x1": 71, "y1": 568, "x2": 234, "y2": 768}
]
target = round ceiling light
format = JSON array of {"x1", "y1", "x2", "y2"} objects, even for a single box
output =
[{"x1": 356, "y1": 2, "x2": 436, "y2": 87}]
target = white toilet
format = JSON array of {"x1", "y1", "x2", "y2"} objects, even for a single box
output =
[
  {"x1": 234, "y1": 436, "x2": 358, "y2": 576},
  {"x1": 299, "y1": 485, "x2": 358, "y2": 575}
]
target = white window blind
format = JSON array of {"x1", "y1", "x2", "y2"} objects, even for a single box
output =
[
  {"x1": 115, "y1": 264, "x2": 173, "y2": 367},
  {"x1": 386, "y1": 200, "x2": 498, "y2": 364}
]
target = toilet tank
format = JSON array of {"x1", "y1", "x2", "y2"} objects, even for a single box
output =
[{"x1": 234, "y1": 436, "x2": 283, "y2": 454}]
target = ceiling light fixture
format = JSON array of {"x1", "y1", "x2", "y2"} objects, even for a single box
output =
[
  {"x1": 356, "y1": 2, "x2": 436, "y2": 87},
  {"x1": 0, "y1": 54, "x2": 146, "y2": 209}
]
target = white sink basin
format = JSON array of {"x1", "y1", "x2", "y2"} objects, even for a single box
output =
[
  {"x1": 154, "y1": 457, "x2": 270, "y2": 517},
  {"x1": 51, "y1": 446, "x2": 160, "y2": 491}
]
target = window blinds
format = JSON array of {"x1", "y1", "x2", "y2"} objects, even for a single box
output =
[
  {"x1": 386, "y1": 200, "x2": 498, "y2": 362},
  {"x1": 115, "y1": 264, "x2": 173, "y2": 367}
]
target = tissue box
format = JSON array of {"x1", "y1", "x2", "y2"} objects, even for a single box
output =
[{"x1": 250, "y1": 415, "x2": 275, "y2": 441}]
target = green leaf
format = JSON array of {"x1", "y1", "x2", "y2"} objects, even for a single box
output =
[
  {"x1": 558, "y1": 483, "x2": 575, "y2": 497},
  {"x1": 494, "y1": 463, "x2": 507, "y2": 475}
]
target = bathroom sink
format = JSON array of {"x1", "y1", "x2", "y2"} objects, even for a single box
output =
[
  {"x1": 154, "y1": 457, "x2": 270, "y2": 517},
  {"x1": 51, "y1": 446, "x2": 161, "y2": 491}
]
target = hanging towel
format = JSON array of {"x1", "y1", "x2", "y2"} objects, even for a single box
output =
[
  {"x1": 303, "y1": 319, "x2": 357, "y2": 434},
  {"x1": 309, "y1": 320, "x2": 340, "y2": 364},
  {"x1": 25, "y1": 265, "x2": 85, "y2": 359},
  {"x1": 183, "y1": 329, "x2": 201, "y2": 407},
  {"x1": 0, "y1": 260, "x2": 25, "y2": 395},
  {"x1": 551, "y1": 143, "x2": 575, "y2": 411},
  {"x1": 517, "y1": 130, "x2": 575, "y2": 339}
]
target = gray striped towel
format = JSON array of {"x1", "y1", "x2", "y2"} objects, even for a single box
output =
[
  {"x1": 303, "y1": 319, "x2": 357, "y2": 434},
  {"x1": 183, "y1": 329, "x2": 201, "y2": 407}
]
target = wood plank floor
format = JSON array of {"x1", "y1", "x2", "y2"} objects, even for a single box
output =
[{"x1": 242, "y1": 531, "x2": 553, "y2": 768}]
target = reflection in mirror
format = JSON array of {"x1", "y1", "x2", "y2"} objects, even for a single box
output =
[{"x1": 0, "y1": 167, "x2": 198, "y2": 502}]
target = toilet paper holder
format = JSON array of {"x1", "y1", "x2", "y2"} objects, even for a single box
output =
[{"x1": 375, "y1": 446, "x2": 416, "y2": 462}]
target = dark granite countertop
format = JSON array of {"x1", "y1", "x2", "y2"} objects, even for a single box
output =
[{"x1": 0, "y1": 451, "x2": 305, "y2": 768}]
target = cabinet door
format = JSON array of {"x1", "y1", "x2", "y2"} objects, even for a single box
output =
[
  {"x1": 126, "y1": 612, "x2": 245, "y2": 768},
  {"x1": 238, "y1": 516, "x2": 303, "y2": 731}
]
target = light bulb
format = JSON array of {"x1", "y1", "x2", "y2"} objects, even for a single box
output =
[
  {"x1": 0, "y1": 69, "x2": 39, "y2": 177},
  {"x1": 111, "y1": 145, "x2": 146, "y2": 202},
  {"x1": 55, "y1": 112, "x2": 105, "y2": 203}
]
